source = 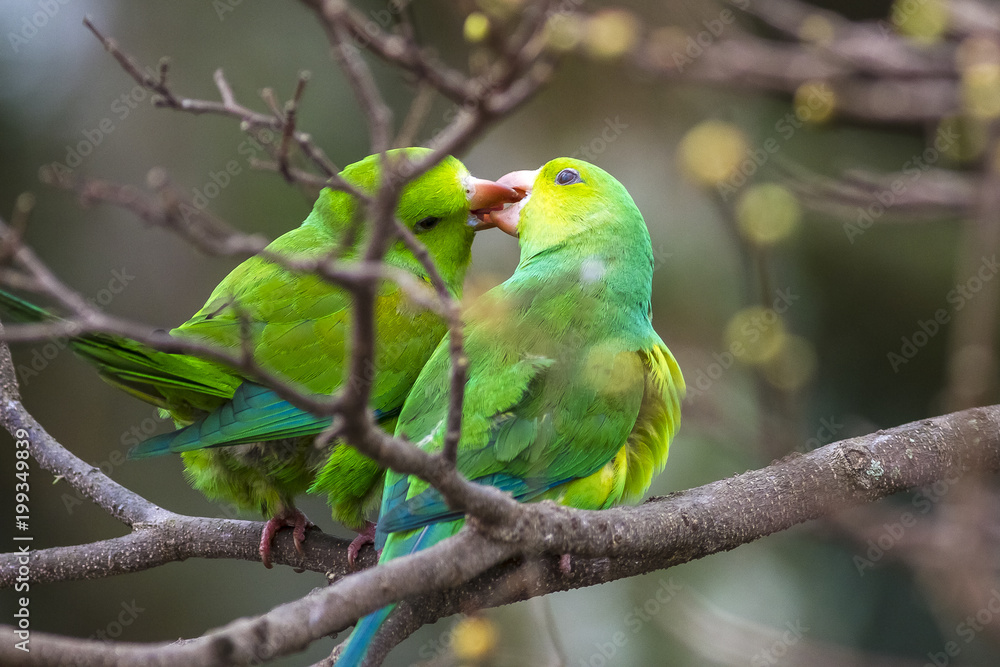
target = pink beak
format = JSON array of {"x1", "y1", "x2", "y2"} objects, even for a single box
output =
[
  {"x1": 483, "y1": 169, "x2": 539, "y2": 236},
  {"x1": 468, "y1": 178, "x2": 523, "y2": 231}
]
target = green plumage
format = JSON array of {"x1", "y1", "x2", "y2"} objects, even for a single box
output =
[
  {"x1": 333, "y1": 158, "x2": 685, "y2": 665},
  {"x1": 145, "y1": 148, "x2": 488, "y2": 530},
  {"x1": 2, "y1": 148, "x2": 496, "y2": 536}
]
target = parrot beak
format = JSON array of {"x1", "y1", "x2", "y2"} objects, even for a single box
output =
[
  {"x1": 467, "y1": 178, "x2": 523, "y2": 231},
  {"x1": 483, "y1": 169, "x2": 539, "y2": 237}
]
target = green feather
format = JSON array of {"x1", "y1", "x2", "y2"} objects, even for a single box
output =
[
  {"x1": 337, "y1": 158, "x2": 685, "y2": 665},
  {"x1": 2, "y1": 148, "x2": 492, "y2": 532},
  {"x1": 164, "y1": 148, "x2": 485, "y2": 525}
]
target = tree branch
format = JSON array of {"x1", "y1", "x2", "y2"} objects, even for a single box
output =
[
  {"x1": 83, "y1": 17, "x2": 344, "y2": 189},
  {"x1": 4, "y1": 403, "x2": 998, "y2": 665},
  {"x1": 0, "y1": 326, "x2": 373, "y2": 586}
]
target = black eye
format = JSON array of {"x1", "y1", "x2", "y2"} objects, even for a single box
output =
[
  {"x1": 415, "y1": 216, "x2": 441, "y2": 232},
  {"x1": 555, "y1": 168, "x2": 582, "y2": 185}
]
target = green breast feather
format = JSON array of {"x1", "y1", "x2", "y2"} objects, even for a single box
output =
[{"x1": 337, "y1": 157, "x2": 685, "y2": 666}]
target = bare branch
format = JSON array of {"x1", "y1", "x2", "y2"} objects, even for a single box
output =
[
  {"x1": 0, "y1": 326, "x2": 369, "y2": 584},
  {"x1": 277, "y1": 72, "x2": 312, "y2": 183},
  {"x1": 306, "y1": 0, "x2": 394, "y2": 154},
  {"x1": 83, "y1": 17, "x2": 347, "y2": 188},
  {"x1": 299, "y1": 0, "x2": 477, "y2": 104},
  {"x1": 3, "y1": 403, "x2": 998, "y2": 665}
]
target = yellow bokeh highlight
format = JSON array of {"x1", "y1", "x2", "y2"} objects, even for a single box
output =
[
  {"x1": 798, "y1": 14, "x2": 836, "y2": 46},
  {"x1": 794, "y1": 81, "x2": 836, "y2": 124},
  {"x1": 725, "y1": 307, "x2": 787, "y2": 366},
  {"x1": 938, "y1": 115, "x2": 988, "y2": 163},
  {"x1": 677, "y1": 121, "x2": 748, "y2": 187},
  {"x1": 544, "y1": 13, "x2": 583, "y2": 53},
  {"x1": 452, "y1": 616, "x2": 498, "y2": 663},
  {"x1": 962, "y1": 62, "x2": 1000, "y2": 119},
  {"x1": 890, "y1": 0, "x2": 948, "y2": 44},
  {"x1": 762, "y1": 334, "x2": 817, "y2": 391},
  {"x1": 464, "y1": 12, "x2": 491, "y2": 43},
  {"x1": 736, "y1": 183, "x2": 801, "y2": 246},
  {"x1": 583, "y1": 9, "x2": 640, "y2": 60}
]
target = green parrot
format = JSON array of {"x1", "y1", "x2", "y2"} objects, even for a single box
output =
[
  {"x1": 0, "y1": 148, "x2": 520, "y2": 566},
  {"x1": 330, "y1": 157, "x2": 685, "y2": 665}
]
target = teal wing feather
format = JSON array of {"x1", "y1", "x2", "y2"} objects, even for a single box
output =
[
  {"x1": 375, "y1": 300, "x2": 651, "y2": 542},
  {"x1": 339, "y1": 157, "x2": 687, "y2": 666},
  {"x1": 129, "y1": 383, "x2": 399, "y2": 458},
  {"x1": 133, "y1": 274, "x2": 439, "y2": 455}
]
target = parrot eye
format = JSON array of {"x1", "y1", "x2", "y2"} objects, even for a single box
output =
[
  {"x1": 415, "y1": 216, "x2": 442, "y2": 232},
  {"x1": 555, "y1": 168, "x2": 582, "y2": 186}
]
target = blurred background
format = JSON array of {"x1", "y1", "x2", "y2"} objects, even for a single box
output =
[{"x1": 3, "y1": 0, "x2": 1000, "y2": 665}]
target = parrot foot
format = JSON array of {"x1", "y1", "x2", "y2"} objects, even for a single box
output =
[
  {"x1": 559, "y1": 553, "x2": 573, "y2": 575},
  {"x1": 259, "y1": 507, "x2": 314, "y2": 569},
  {"x1": 347, "y1": 521, "x2": 377, "y2": 569}
]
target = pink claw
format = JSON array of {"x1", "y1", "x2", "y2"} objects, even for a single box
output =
[
  {"x1": 259, "y1": 507, "x2": 313, "y2": 568},
  {"x1": 347, "y1": 521, "x2": 377, "y2": 569}
]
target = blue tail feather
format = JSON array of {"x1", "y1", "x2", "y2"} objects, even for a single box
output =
[
  {"x1": 337, "y1": 521, "x2": 462, "y2": 666},
  {"x1": 335, "y1": 605, "x2": 394, "y2": 667},
  {"x1": 374, "y1": 472, "x2": 572, "y2": 548}
]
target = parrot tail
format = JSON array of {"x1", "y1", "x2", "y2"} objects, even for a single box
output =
[
  {"x1": 0, "y1": 289, "x2": 57, "y2": 324},
  {"x1": 0, "y1": 289, "x2": 237, "y2": 412},
  {"x1": 128, "y1": 383, "x2": 332, "y2": 457},
  {"x1": 129, "y1": 383, "x2": 402, "y2": 458},
  {"x1": 335, "y1": 605, "x2": 396, "y2": 667},
  {"x1": 337, "y1": 519, "x2": 464, "y2": 667}
]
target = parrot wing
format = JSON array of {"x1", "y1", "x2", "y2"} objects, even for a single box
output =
[
  {"x1": 0, "y1": 289, "x2": 240, "y2": 414},
  {"x1": 128, "y1": 382, "x2": 401, "y2": 457},
  {"x1": 376, "y1": 328, "x2": 669, "y2": 541}
]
